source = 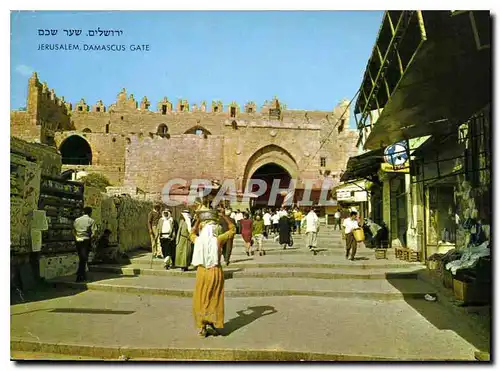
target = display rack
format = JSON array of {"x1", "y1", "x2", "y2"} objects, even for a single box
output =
[{"x1": 38, "y1": 176, "x2": 84, "y2": 255}]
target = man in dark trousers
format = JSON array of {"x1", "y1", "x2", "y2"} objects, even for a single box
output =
[
  {"x1": 218, "y1": 206, "x2": 236, "y2": 266},
  {"x1": 73, "y1": 207, "x2": 95, "y2": 282}
]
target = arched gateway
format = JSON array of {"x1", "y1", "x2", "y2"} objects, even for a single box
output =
[
  {"x1": 242, "y1": 145, "x2": 299, "y2": 209},
  {"x1": 59, "y1": 135, "x2": 92, "y2": 165}
]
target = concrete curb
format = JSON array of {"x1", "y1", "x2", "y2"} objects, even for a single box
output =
[
  {"x1": 49, "y1": 280, "x2": 434, "y2": 300},
  {"x1": 128, "y1": 261, "x2": 421, "y2": 270},
  {"x1": 89, "y1": 265, "x2": 419, "y2": 280},
  {"x1": 10, "y1": 340, "x2": 464, "y2": 361}
]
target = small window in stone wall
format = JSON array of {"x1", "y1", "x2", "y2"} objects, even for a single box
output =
[
  {"x1": 162, "y1": 105, "x2": 167, "y2": 115},
  {"x1": 106, "y1": 124, "x2": 110, "y2": 133},
  {"x1": 247, "y1": 107, "x2": 254, "y2": 113},
  {"x1": 82, "y1": 128, "x2": 92, "y2": 133},
  {"x1": 320, "y1": 157, "x2": 326, "y2": 167},
  {"x1": 214, "y1": 106, "x2": 219, "y2": 113},
  {"x1": 96, "y1": 107, "x2": 101, "y2": 112},
  {"x1": 231, "y1": 120, "x2": 238, "y2": 130},
  {"x1": 78, "y1": 106, "x2": 83, "y2": 111},
  {"x1": 180, "y1": 105, "x2": 185, "y2": 112},
  {"x1": 157, "y1": 124, "x2": 168, "y2": 137},
  {"x1": 230, "y1": 107, "x2": 236, "y2": 118}
]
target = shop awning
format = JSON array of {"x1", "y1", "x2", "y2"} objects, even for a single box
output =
[
  {"x1": 362, "y1": 11, "x2": 490, "y2": 150},
  {"x1": 340, "y1": 148, "x2": 385, "y2": 183}
]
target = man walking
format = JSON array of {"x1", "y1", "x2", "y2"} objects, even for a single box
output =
[
  {"x1": 219, "y1": 207, "x2": 236, "y2": 265},
  {"x1": 293, "y1": 208, "x2": 303, "y2": 234},
  {"x1": 334, "y1": 209, "x2": 342, "y2": 230},
  {"x1": 148, "y1": 204, "x2": 162, "y2": 258},
  {"x1": 343, "y1": 211, "x2": 360, "y2": 261},
  {"x1": 73, "y1": 207, "x2": 96, "y2": 282},
  {"x1": 303, "y1": 208, "x2": 319, "y2": 253},
  {"x1": 263, "y1": 209, "x2": 272, "y2": 239},
  {"x1": 234, "y1": 209, "x2": 244, "y2": 234},
  {"x1": 158, "y1": 210, "x2": 176, "y2": 269}
]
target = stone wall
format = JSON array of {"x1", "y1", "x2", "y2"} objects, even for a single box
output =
[
  {"x1": 11, "y1": 72, "x2": 73, "y2": 145},
  {"x1": 124, "y1": 134, "x2": 225, "y2": 193},
  {"x1": 11, "y1": 74, "x2": 359, "y2": 199},
  {"x1": 113, "y1": 195, "x2": 153, "y2": 252},
  {"x1": 10, "y1": 136, "x2": 62, "y2": 178}
]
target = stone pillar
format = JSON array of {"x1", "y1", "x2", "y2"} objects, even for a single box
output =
[
  {"x1": 380, "y1": 172, "x2": 391, "y2": 230},
  {"x1": 405, "y1": 173, "x2": 419, "y2": 252}
]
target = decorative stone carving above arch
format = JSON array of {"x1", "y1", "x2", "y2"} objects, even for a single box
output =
[{"x1": 241, "y1": 144, "x2": 299, "y2": 193}]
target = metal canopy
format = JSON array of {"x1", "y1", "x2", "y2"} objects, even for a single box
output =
[
  {"x1": 359, "y1": 11, "x2": 491, "y2": 150},
  {"x1": 340, "y1": 148, "x2": 385, "y2": 183}
]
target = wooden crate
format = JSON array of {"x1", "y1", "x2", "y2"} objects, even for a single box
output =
[
  {"x1": 409, "y1": 250, "x2": 421, "y2": 262},
  {"x1": 402, "y1": 248, "x2": 410, "y2": 261},
  {"x1": 375, "y1": 249, "x2": 387, "y2": 260},
  {"x1": 453, "y1": 279, "x2": 491, "y2": 305},
  {"x1": 395, "y1": 247, "x2": 403, "y2": 259},
  {"x1": 443, "y1": 269, "x2": 453, "y2": 288}
]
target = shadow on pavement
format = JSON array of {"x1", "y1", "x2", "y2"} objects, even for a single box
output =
[
  {"x1": 11, "y1": 266, "x2": 136, "y2": 306},
  {"x1": 222, "y1": 305, "x2": 278, "y2": 336},
  {"x1": 11, "y1": 284, "x2": 86, "y2": 306},
  {"x1": 387, "y1": 268, "x2": 490, "y2": 352}
]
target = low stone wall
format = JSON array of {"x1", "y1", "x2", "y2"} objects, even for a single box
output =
[{"x1": 113, "y1": 195, "x2": 153, "y2": 252}]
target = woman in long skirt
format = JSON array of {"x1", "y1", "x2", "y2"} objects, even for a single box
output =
[
  {"x1": 175, "y1": 210, "x2": 193, "y2": 271},
  {"x1": 278, "y1": 214, "x2": 292, "y2": 249},
  {"x1": 190, "y1": 210, "x2": 236, "y2": 337},
  {"x1": 239, "y1": 213, "x2": 253, "y2": 256}
]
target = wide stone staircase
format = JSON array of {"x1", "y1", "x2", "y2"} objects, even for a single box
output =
[{"x1": 11, "y1": 227, "x2": 489, "y2": 361}]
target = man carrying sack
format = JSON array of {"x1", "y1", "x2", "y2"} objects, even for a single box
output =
[{"x1": 342, "y1": 210, "x2": 362, "y2": 261}]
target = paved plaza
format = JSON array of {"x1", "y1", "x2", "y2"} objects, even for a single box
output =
[{"x1": 11, "y1": 228, "x2": 490, "y2": 361}]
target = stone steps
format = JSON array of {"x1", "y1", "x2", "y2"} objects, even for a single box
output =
[
  {"x1": 49, "y1": 272, "x2": 435, "y2": 300},
  {"x1": 90, "y1": 264, "x2": 420, "y2": 280},
  {"x1": 128, "y1": 258, "x2": 419, "y2": 270}
]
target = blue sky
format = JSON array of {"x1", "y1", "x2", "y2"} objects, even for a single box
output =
[{"x1": 11, "y1": 11, "x2": 383, "y2": 123}]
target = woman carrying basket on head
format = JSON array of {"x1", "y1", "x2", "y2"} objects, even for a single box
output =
[{"x1": 190, "y1": 209, "x2": 236, "y2": 337}]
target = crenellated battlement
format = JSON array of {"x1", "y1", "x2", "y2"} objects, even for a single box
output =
[
  {"x1": 14, "y1": 73, "x2": 349, "y2": 118},
  {"x1": 68, "y1": 88, "x2": 344, "y2": 116}
]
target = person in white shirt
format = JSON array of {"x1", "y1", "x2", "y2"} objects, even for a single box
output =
[
  {"x1": 234, "y1": 210, "x2": 244, "y2": 234},
  {"x1": 303, "y1": 208, "x2": 320, "y2": 252},
  {"x1": 73, "y1": 207, "x2": 96, "y2": 282},
  {"x1": 342, "y1": 211, "x2": 360, "y2": 261},
  {"x1": 263, "y1": 209, "x2": 272, "y2": 239},
  {"x1": 158, "y1": 210, "x2": 176, "y2": 269},
  {"x1": 271, "y1": 211, "x2": 280, "y2": 235},
  {"x1": 334, "y1": 210, "x2": 342, "y2": 230}
]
